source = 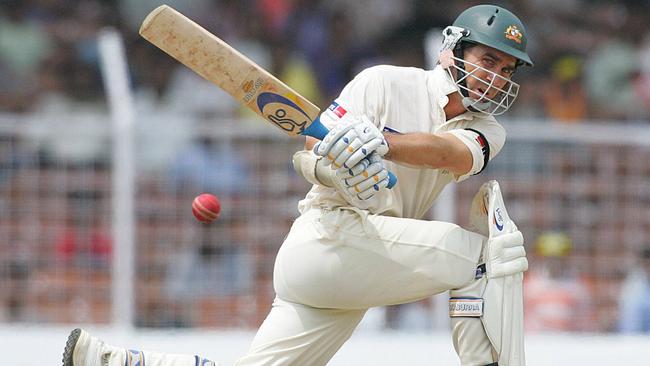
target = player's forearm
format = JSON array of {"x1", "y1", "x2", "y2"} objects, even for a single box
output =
[{"x1": 383, "y1": 132, "x2": 460, "y2": 170}]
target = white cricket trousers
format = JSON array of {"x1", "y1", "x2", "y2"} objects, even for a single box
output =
[{"x1": 236, "y1": 207, "x2": 485, "y2": 365}]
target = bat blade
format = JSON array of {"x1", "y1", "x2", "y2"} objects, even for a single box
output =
[
  {"x1": 139, "y1": 5, "x2": 396, "y2": 187},
  {"x1": 139, "y1": 5, "x2": 321, "y2": 137}
]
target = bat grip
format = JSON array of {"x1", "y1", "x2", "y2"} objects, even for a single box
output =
[{"x1": 302, "y1": 117, "x2": 397, "y2": 189}]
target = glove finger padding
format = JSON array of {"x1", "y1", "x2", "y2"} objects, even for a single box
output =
[
  {"x1": 333, "y1": 136, "x2": 365, "y2": 168},
  {"x1": 356, "y1": 175, "x2": 389, "y2": 200},
  {"x1": 314, "y1": 114, "x2": 388, "y2": 170},
  {"x1": 332, "y1": 117, "x2": 385, "y2": 168},
  {"x1": 346, "y1": 168, "x2": 389, "y2": 196},
  {"x1": 331, "y1": 152, "x2": 389, "y2": 201},
  {"x1": 503, "y1": 245, "x2": 527, "y2": 262},
  {"x1": 341, "y1": 160, "x2": 385, "y2": 186},
  {"x1": 345, "y1": 115, "x2": 388, "y2": 161},
  {"x1": 344, "y1": 138, "x2": 383, "y2": 168},
  {"x1": 314, "y1": 118, "x2": 356, "y2": 157},
  {"x1": 486, "y1": 230, "x2": 528, "y2": 278},
  {"x1": 321, "y1": 129, "x2": 359, "y2": 167},
  {"x1": 338, "y1": 157, "x2": 371, "y2": 178}
]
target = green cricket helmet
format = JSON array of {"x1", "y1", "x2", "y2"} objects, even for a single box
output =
[
  {"x1": 453, "y1": 4, "x2": 533, "y2": 66},
  {"x1": 440, "y1": 5, "x2": 533, "y2": 116}
]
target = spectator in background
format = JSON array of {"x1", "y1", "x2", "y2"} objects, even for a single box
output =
[
  {"x1": 54, "y1": 190, "x2": 112, "y2": 268},
  {"x1": 582, "y1": 2, "x2": 646, "y2": 120},
  {"x1": 160, "y1": 66, "x2": 240, "y2": 119},
  {"x1": 117, "y1": 0, "x2": 212, "y2": 32},
  {"x1": 0, "y1": 1, "x2": 52, "y2": 77},
  {"x1": 634, "y1": 33, "x2": 650, "y2": 113},
  {"x1": 0, "y1": 134, "x2": 35, "y2": 184},
  {"x1": 0, "y1": 1, "x2": 51, "y2": 112},
  {"x1": 270, "y1": 39, "x2": 323, "y2": 108},
  {"x1": 282, "y1": 0, "x2": 337, "y2": 100},
  {"x1": 618, "y1": 247, "x2": 650, "y2": 333},
  {"x1": 168, "y1": 136, "x2": 251, "y2": 195},
  {"x1": 256, "y1": 0, "x2": 292, "y2": 36},
  {"x1": 524, "y1": 232, "x2": 595, "y2": 332},
  {"x1": 127, "y1": 38, "x2": 218, "y2": 174},
  {"x1": 326, "y1": 0, "x2": 414, "y2": 46},
  {"x1": 584, "y1": 37, "x2": 644, "y2": 120},
  {"x1": 542, "y1": 55, "x2": 588, "y2": 123},
  {"x1": 165, "y1": 219, "x2": 253, "y2": 300},
  {"x1": 4, "y1": 259, "x2": 30, "y2": 321}
]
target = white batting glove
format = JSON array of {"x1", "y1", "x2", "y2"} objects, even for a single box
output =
[
  {"x1": 333, "y1": 153, "x2": 389, "y2": 200},
  {"x1": 314, "y1": 114, "x2": 388, "y2": 170}
]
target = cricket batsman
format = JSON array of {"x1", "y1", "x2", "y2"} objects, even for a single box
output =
[{"x1": 63, "y1": 4, "x2": 533, "y2": 366}]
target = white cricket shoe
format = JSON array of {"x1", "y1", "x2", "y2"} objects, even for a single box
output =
[
  {"x1": 62, "y1": 328, "x2": 113, "y2": 366},
  {"x1": 62, "y1": 328, "x2": 219, "y2": 366},
  {"x1": 62, "y1": 329, "x2": 149, "y2": 366}
]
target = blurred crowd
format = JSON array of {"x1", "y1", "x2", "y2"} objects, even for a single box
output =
[{"x1": 2, "y1": 0, "x2": 650, "y2": 122}]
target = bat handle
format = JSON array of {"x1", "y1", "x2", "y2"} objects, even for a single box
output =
[{"x1": 302, "y1": 117, "x2": 398, "y2": 189}]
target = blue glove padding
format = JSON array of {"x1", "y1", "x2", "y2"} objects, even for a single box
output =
[{"x1": 314, "y1": 114, "x2": 388, "y2": 169}]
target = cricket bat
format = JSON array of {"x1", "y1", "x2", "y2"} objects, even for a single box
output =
[{"x1": 139, "y1": 5, "x2": 396, "y2": 188}]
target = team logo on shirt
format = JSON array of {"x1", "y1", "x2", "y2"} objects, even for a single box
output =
[
  {"x1": 505, "y1": 25, "x2": 523, "y2": 44},
  {"x1": 328, "y1": 101, "x2": 348, "y2": 119}
]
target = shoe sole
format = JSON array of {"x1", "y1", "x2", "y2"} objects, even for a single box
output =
[{"x1": 62, "y1": 328, "x2": 82, "y2": 366}]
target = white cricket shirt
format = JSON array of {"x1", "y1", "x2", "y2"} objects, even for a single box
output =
[{"x1": 298, "y1": 65, "x2": 506, "y2": 219}]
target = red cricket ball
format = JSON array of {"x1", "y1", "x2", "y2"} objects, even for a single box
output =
[{"x1": 192, "y1": 193, "x2": 221, "y2": 223}]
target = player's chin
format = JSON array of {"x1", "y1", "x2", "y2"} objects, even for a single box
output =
[
  {"x1": 475, "y1": 87, "x2": 503, "y2": 102},
  {"x1": 469, "y1": 88, "x2": 489, "y2": 102},
  {"x1": 465, "y1": 83, "x2": 482, "y2": 95}
]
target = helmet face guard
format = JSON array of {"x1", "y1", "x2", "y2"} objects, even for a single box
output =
[{"x1": 439, "y1": 29, "x2": 520, "y2": 116}]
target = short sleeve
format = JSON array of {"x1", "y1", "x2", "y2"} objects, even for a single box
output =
[{"x1": 447, "y1": 120, "x2": 506, "y2": 182}]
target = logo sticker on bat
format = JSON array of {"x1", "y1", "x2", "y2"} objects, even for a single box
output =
[
  {"x1": 256, "y1": 92, "x2": 311, "y2": 135},
  {"x1": 242, "y1": 78, "x2": 264, "y2": 103}
]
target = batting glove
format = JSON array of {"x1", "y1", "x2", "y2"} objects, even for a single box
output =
[
  {"x1": 333, "y1": 153, "x2": 390, "y2": 200},
  {"x1": 314, "y1": 114, "x2": 388, "y2": 170}
]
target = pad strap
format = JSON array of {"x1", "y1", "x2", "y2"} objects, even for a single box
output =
[{"x1": 449, "y1": 297, "x2": 484, "y2": 318}]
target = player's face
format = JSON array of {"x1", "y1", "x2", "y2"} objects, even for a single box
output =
[{"x1": 462, "y1": 45, "x2": 517, "y2": 101}]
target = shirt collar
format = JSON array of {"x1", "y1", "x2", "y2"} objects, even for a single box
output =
[
  {"x1": 428, "y1": 65, "x2": 478, "y2": 122},
  {"x1": 429, "y1": 65, "x2": 458, "y2": 106}
]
